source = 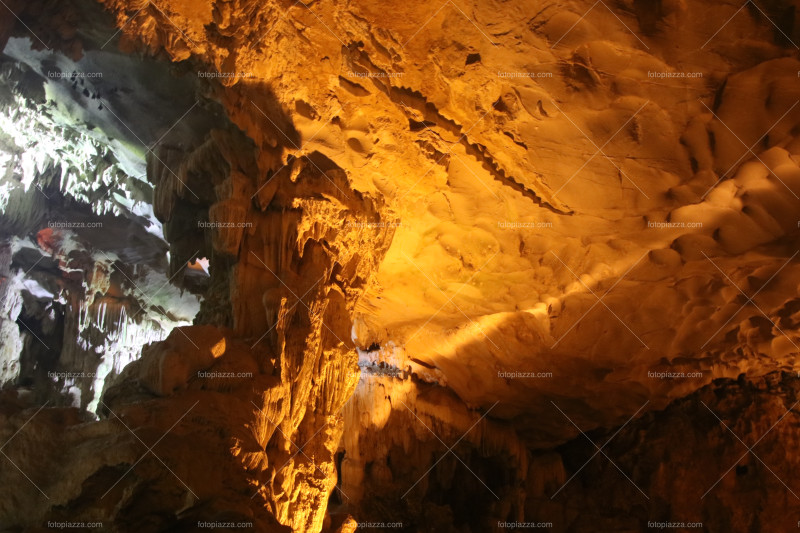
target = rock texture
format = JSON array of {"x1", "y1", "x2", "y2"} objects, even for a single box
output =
[
  {"x1": 2, "y1": 0, "x2": 800, "y2": 531},
  {"x1": 541, "y1": 372, "x2": 800, "y2": 532},
  {"x1": 340, "y1": 370, "x2": 800, "y2": 532}
]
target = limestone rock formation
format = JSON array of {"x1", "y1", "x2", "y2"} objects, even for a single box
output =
[{"x1": 1, "y1": 0, "x2": 800, "y2": 531}]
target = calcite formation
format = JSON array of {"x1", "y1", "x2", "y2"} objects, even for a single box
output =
[{"x1": 1, "y1": 0, "x2": 800, "y2": 531}]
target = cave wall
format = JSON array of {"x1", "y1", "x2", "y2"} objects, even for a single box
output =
[{"x1": 2, "y1": 0, "x2": 800, "y2": 532}]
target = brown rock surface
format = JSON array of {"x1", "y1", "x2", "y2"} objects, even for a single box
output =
[{"x1": 2, "y1": 0, "x2": 800, "y2": 531}]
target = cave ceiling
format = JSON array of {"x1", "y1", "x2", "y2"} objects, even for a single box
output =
[{"x1": 1, "y1": 0, "x2": 800, "y2": 531}]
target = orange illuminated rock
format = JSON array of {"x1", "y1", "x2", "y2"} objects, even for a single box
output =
[{"x1": 2, "y1": 0, "x2": 800, "y2": 531}]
